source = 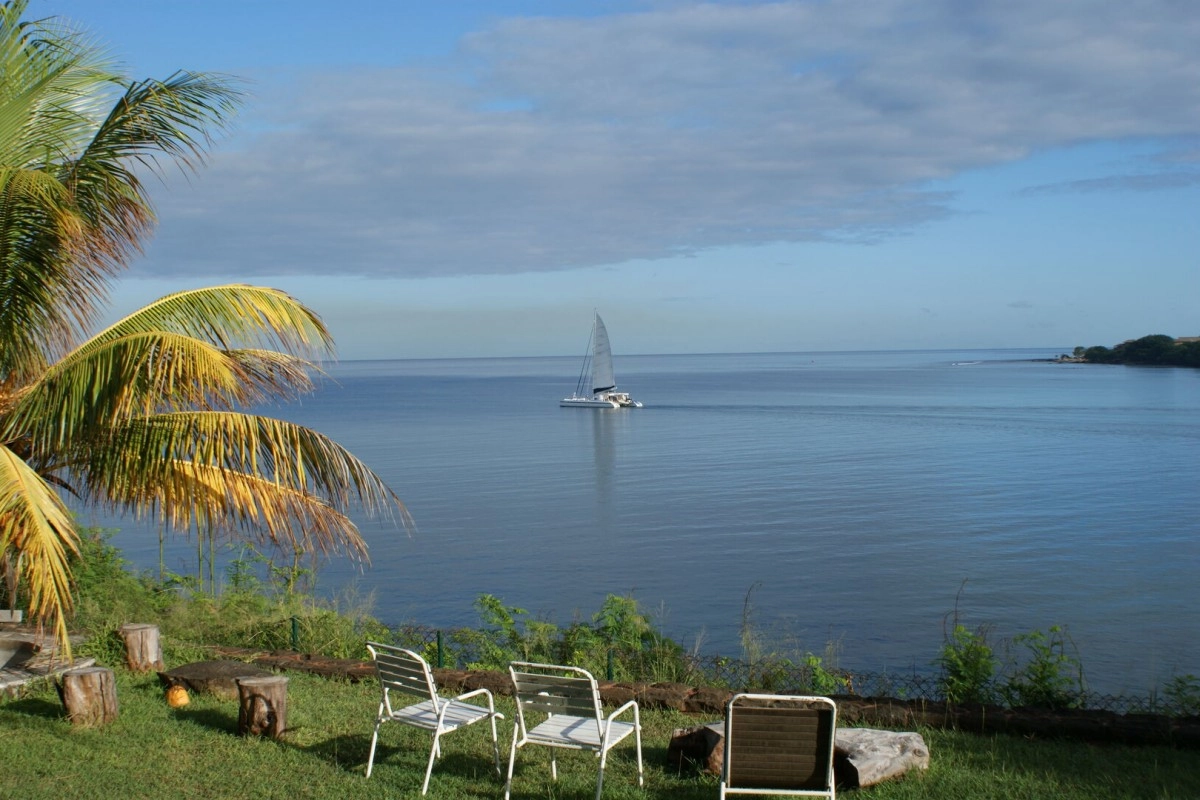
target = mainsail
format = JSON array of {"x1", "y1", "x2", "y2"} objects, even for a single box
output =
[{"x1": 591, "y1": 314, "x2": 616, "y2": 394}]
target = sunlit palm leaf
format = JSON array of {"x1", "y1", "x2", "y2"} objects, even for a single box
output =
[
  {"x1": 87, "y1": 284, "x2": 335, "y2": 359},
  {"x1": 78, "y1": 411, "x2": 410, "y2": 549},
  {"x1": 148, "y1": 463, "x2": 370, "y2": 560},
  {"x1": 0, "y1": 444, "x2": 76, "y2": 652},
  {"x1": 4, "y1": 331, "x2": 244, "y2": 454}
]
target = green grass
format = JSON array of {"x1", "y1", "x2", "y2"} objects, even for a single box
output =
[{"x1": 2, "y1": 666, "x2": 1199, "y2": 799}]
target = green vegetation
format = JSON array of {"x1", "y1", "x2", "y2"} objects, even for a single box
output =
[
  {"x1": 1077, "y1": 334, "x2": 1200, "y2": 367},
  {"x1": 1002, "y1": 626, "x2": 1085, "y2": 710},
  {"x1": 937, "y1": 588, "x2": 1086, "y2": 711},
  {"x1": 938, "y1": 623, "x2": 999, "y2": 705},
  {"x1": 0, "y1": 0, "x2": 405, "y2": 657}
]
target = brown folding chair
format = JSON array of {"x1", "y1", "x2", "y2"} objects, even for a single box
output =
[{"x1": 720, "y1": 693, "x2": 837, "y2": 798}]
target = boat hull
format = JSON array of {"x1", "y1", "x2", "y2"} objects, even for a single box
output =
[
  {"x1": 560, "y1": 396, "x2": 620, "y2": 408},
  {"x1": 560, "y1": 392, "x2": 642, "y2": 408}
]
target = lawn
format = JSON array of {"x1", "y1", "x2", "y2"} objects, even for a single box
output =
[{"x1": 2, "y1": 667, "x2": 1199, "y2": 799}]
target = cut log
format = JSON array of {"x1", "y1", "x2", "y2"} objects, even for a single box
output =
[
  {"x1": 119, "y1": 623, "x2": 164, "y2": 672},
  {"x1": 158, "y1": 660, "x2": 274, "y2": 700},
  {"x1": 236, "y1": 675, "x2": 288, "y2": 739},
  {"x1": 59, "y1": 666, "x2": 118, "y2": 727}
]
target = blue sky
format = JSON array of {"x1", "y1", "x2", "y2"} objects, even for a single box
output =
[{"x1": 38, "y1": 0, "x2": 1200, "y2": 358}]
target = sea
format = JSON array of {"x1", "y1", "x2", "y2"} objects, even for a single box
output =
[{"x1": 91, "y1": 349, "x2": 1200, "y2": 695}]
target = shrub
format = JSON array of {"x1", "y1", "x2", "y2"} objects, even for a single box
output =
[
  {"x1": 1163, "y1": 674, "x2": 1200, "y2": 717},
  {"x1": 938, "y1": 623, "x2": 998, "y2": 705},
  {"x1": 1001, "y1": 626, "x2": 1085, "y2": 709}
]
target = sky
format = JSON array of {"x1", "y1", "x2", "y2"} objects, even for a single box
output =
[{"x1": 35, "y1": 0, "x2": 1200, "y2": 359}]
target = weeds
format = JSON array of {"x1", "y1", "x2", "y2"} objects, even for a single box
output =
[
  {"x1": 1163, "y1": 674, "x2": 1200, "y2": 716},
  {"x1": 1001, "y1": 626, "x2": 1085, "y2": 709},
  {"x1": 938, "y1": 624, "x2": 998, "y2": 705}
]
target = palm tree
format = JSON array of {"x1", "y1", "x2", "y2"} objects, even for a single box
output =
[{"x1": 0, "y1": 1, "x2": 406, "y2": 654}]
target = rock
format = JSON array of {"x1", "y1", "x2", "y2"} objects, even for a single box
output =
[
  {"x1": 834, "y1": 728, "x2": 930, "y2": 788},
  {"x1": 667, "y1": 721, "x2": 724, "y2": 775},
  {"x1": 683, "y1": 686, "x2": 732, "y2": 715}
]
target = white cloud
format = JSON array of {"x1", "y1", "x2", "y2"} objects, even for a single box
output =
[{"x1": 136, "y1": 0, "x2": 1200, "y2": 280}]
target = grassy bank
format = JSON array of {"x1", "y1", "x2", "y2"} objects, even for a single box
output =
[{"x1": 3, "y1": 665, "x2": 1200, "y2": 799}]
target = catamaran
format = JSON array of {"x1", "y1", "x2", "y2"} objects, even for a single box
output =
[{"x1": 560, "y1": 313, "x2": 642, "y2": 408}]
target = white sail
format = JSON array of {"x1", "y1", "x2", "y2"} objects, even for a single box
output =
[{"x1": 591, "y1": 314, "x2": 616, "y2": 394}]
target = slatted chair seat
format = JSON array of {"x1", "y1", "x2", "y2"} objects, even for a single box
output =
[
  {"x1": 386, "y1": 697, "x2": 497, "y2": 730},
  {"x1": 721, "y1": 693, "x2": 838, "y2": 799},
  {"x1": 506, "y1": 661, "x2": 643, "y2": 800},
  {"x1": 365, "y1": 642, "x2": 503, "y2": 795},
  {"x1": 525, "y1": 715, "x2": 638, "y2": 749}
]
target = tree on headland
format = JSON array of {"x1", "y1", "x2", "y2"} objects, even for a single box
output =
[
  {"x1": 0, "y1": 0, "x2": 407, "y2": 654},
  {"x1": 1078, "y1": 334, "x2": 1200, "y2": 367}
]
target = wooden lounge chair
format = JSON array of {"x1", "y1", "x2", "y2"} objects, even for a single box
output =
[
  {"x1": 506, "y1": 661, "x2": 643, "y2": 800},
  {"x1": 720, "y1": 693, "x2": 838, "y2": 798},
  {"x1": 365, "y1": 642, "x2": 503, "y2": 795}
]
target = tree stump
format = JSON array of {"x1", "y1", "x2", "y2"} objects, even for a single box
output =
[
  {"x1": 236, "y1": 675, "x2": 288, "y2": 739},
  {"x1": 59, "y1": 667, "x2": 119, "y2": 727},
  {"x1": 119, "y1": 623, "x2": 164, "y2": 672}
]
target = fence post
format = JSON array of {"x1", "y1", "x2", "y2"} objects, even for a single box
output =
[
  {"x1": 291, "y1": 616, "x2": 300, "y2": 651},
  {"x1": 436, "y1": 630, "x2": 444, "y2": 668},
  {"x1": 607, "y1": 649, "x2": 615, "y2": 681}
]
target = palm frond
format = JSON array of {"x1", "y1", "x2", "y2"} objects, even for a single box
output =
[
  {"x1": 5, "y1": 334, "x2": 327, "y2": 457},
  {"x1": 78, "y1": 410, "x2": 410, "y2": 547},
  {"x1": 150, "y1": 463, "x2": 370, "y2": 560},
  {"x1": 0, "y1": 1, "x2": 120, "y2": 170},
  {"x1": 61, "y1": 70, "x2": 242, "y2": 276},
  {"x1": 0, "y1": 443, "x2": 77, "y2": 654},
  {"x1": 87, "y1": 284, "x2": 335, "y2": 359},
  {"x1": 0, "y1": 165, "x2": 99, "y2": 377}
]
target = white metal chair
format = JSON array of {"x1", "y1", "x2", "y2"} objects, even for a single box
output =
[
  {"x1": 720, "y1": 693, "x2": 838, "y2": 799},
  {"x1": 505, "y1": 661, "x2": 643, "y2": 800},
  {"x1": 365, "y1": 642, "x2": 503, "y2": 795}
]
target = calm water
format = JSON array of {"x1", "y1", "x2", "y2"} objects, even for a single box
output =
[{"x1": 98, "y1": 349, "x2": 1200, "y2": 694}]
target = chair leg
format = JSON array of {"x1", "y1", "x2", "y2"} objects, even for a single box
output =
[
  {"x1": 488, "y1": 710, "x2": 502, "y2": 776},
  {"x1": 634, "y1": 723, "x2": 644, "y2": 787},
  {"x1": 365, "y1": 715, "x2": 383, "y2": 778},
  {"x1": 504, "y1": 725, "x2": 520, "y2": 800},
  {"x1": 594, "y1": 754, "x2": 606, "y2": 800},
  {"x1": 421, "y1": 731, "x2": 439, "y2": 795}
]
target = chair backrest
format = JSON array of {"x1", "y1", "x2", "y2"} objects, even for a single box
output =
[
  {"x1": 367, "y1": 642, "x2": 439, "y2": 712},
  {"x1": 509, "y1": 662, "x2": 603, "y2": 735},
  {"x1": 724, "y1": 693, "x2": 837, "y2": 795}
]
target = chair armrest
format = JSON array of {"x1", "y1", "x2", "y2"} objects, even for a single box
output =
[
  {"x1": 605, "y1": 699, "x2": 639, "y2": 725},
  {"x1": 453, "y1": 687, "x2": 503, "y2": 714}
]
